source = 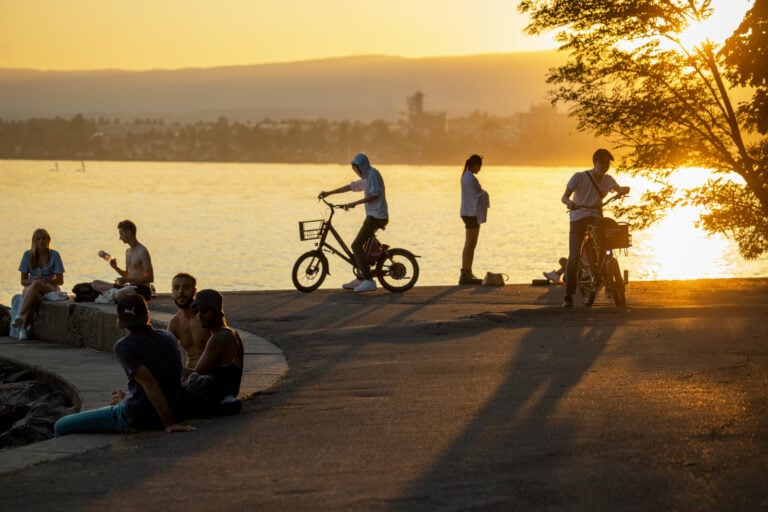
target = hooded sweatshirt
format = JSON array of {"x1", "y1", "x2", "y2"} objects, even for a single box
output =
[{"x1": 349, "y1": 153, "x2": 388, "y2": 220}]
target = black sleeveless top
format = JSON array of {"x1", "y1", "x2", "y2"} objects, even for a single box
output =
[{"x1": 209, "y1": 328, "x2": 244, "y2": 398}]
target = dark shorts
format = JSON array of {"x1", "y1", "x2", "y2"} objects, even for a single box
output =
[
  {"x1": 115, "y1": 283, "x2": 152, "y2": 301},
  {"x1": 133, "y1": 284, "x2": 152, "y2": 301},
  {"x1": 461, "y1": 216, "x2": 479, "y2": 229}
]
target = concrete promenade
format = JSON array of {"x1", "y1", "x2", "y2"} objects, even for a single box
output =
[{"x1": 1, "y1": 279, "x2": 767, "y2": 511}]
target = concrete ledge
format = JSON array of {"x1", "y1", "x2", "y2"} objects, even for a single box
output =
[{"x1": 34, "y1": 300, "x2": 127, "y2": 352}]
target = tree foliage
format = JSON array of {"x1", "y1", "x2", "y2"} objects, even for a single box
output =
[
  {"x1": 723, "y1": 0, "x2": 768, "y2": 134},
  {"x1": 519, "y1": 0, "x2": 768, "y2": 259}
]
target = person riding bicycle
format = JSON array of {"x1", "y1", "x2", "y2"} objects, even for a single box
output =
[
  {"x1": 318, "y1": 153, "x2": 389, "y2": 293},
  {"x1": 561, "y1": 148, "x2": 629, "y2": 308}
]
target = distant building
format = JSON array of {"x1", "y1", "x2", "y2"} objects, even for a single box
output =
[
  {"x1": 406, "y1": 91, "x2": 446, "y2": 136},
  {"x1": 515, "y1": 103, "x2": 563, "y2": 140}
]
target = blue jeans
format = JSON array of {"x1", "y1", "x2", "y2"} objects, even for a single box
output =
[{"x1": 54, "y1": 401, "x2": 130, "y2": 437}]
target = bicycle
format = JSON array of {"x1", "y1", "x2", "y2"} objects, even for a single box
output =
[
  {"x1": 572, "y1": 192, "x2": 631, "y2": 307},
  {"x1": 291, "y1": 197, "x2": 420, "y2": 293}
]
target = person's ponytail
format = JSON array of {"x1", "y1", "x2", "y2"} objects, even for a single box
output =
[{"x1": 463, "y1": 154, "x2": 483, "y2": 173}]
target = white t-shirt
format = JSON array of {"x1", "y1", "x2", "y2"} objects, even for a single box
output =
[
  {"x1": 349, "y1": 166, "x2": 388, "y2": 219},
  {"x1": 567, "y1": 170, "x2": 620, "y2": 222}
]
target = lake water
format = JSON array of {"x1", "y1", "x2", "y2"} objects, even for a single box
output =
[{"x1": 1, "y1": 159, "x2": 766, "y2": 305}]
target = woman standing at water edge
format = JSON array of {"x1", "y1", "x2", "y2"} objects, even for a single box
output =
[
  {"x1": 459, "y1": 154, "x2": 488, "y2": 285},
  {"x1": 13, "y1": 228, "x2": 65, "y2": 340}
]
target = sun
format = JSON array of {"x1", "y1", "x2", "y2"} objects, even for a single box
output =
[{"x1": 675, "y1": 0, "x2": 753, "y2": 49}]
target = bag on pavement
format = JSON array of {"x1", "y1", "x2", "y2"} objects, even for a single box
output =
[{"x1": 482, "y1": 272, "x2": 508, "y2": 286}]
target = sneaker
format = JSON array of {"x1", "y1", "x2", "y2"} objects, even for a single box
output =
[
  {"x1": 562, "y1": 296, "x2": 574, "y2": 308},
  {"x1": 543, "y1": 271, "x2": 561, "y2": 282},
  {"x1": 218, "y1": 395, "x2": 242, "y2": 415},
  {"x1": 459, "y1": 272, "x2": 483, "y2": 285},
  {"x1": 353, "y1": 280, "x2": 377, "y2": 293},
  {"x1": 343, "y1": 278, "x2": 363, "y2": 290},
  {"x1": 17, "y1": 327, "x2": 29, "y2": 341},
  {"x1": 12, "y1": 315, "x2": 23, "y2": 328}
]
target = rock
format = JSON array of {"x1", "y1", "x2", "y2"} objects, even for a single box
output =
[{"x1": 0, "y1": 361, "x2": 75, "y2": 450}]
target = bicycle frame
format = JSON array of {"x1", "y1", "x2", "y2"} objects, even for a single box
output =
[
  {"x1": 314, "y1": 204, "x2": 357, "y2": 270},
  {"x1": 308, "y1": 197, "x2": 384, "y2": 275},
  {"x1": 573, "y1": 192, "x2": 629, "y2": 307},
  {"x1": 578, "y1": 231, "x2": 626, "y2": 307},
  {"x1": 580, "y1": 230, "x2": 612, "y2": 286}
]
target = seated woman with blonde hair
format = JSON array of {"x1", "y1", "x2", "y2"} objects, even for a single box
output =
[{"x1": 13, "y1": 228, "x2": 65, "y2": 340}]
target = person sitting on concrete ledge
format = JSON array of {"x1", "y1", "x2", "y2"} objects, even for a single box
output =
[
  {"x1": 543, "y1": 257, "x2": 568, "y2": 284},
  {"x1": 176, "y1": 289, "x2": 244, "y2": 418},
  {"x1": 92, "y1": 219, "x2": 154, "y2": 302},
  {"x1": 13, "y1": 228, "x2": 66, "y2": 341},
  {"x1": 54, "y1": 294, "x2": 195, "y2": 436},
  {"x1": 168, "y1": 273, "x2": 211, "y2": 368}
]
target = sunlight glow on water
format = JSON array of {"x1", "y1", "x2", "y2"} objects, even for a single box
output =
[
  {"x1": 1, "y1": 160, "x2": 765, "y2": 303},
  {"x1": 631, "y1": 207, "x2": 734, "y2": 281}
]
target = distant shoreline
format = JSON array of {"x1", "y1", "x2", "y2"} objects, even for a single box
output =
[{"x1": 0, "y1": 156, "x2": 586, "y2": 167}]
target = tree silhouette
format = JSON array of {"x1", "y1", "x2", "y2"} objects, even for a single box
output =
[{"x1": 519, "y1": 0, "x2": 768, "y2": 258}]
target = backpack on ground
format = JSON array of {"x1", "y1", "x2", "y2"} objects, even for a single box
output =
[{"x1": 72, "y1": 283, "x2": 101, "y2": 302}]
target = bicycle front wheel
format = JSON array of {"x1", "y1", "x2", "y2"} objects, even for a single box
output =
[
  {"x1": 376, "y1": 248, "x2": 419, "y2": 292},
  {"x1": 607, "y1": 257, "x2": 626, "y2": 307},
  {"x1": 577, "y1": 239, "x2": 597, "y2": 307},
  {"x1": 291, "y1": 250, "x2": 329, "y2": 292}
]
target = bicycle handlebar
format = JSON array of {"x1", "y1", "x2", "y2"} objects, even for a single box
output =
[
  {"x1": 568, "y1": 189, "x2": 629, "y2": 211},
  {"x1": 318, "y1": 196, "x2": 353, "y2": 211}
]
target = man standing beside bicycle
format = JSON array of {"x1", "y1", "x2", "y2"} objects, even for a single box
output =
[
  {"x1": 318, "y1": 153, "x2": 388, "y2": 293},
  {"x1": 561, "y1": 149, "x2": 630, "y2": 308}
]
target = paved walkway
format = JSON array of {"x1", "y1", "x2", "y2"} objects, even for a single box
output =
[{"x1": 1, "y1": 280, "x2": 767, "y2": 511}]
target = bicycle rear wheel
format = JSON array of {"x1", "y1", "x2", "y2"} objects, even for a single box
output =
[
  {"x1": 376, "y1": 248, "x2": 419, "y2": 292},
  {"x1": 607, "y1": 257, "x2": 626, "y2": 307},
  {"x1": 577, "y1": 238, "x2": 597, "y2": 307},
  {"x1": 291, "y1": 250, "x2": 329, "y2": 292}
]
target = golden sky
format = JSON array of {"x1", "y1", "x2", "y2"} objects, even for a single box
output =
[
  {"x1": 0, "y1": 0, "x2": 554, "y2": 71},
  {"x1": 0, "y1": 0, "x2": 751, "y2": 71}
]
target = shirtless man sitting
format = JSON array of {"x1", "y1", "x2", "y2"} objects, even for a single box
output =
[
  {"x1": 93, "y1": 219, "x2": 154, "y2": 301},
  {"x1": 167, "y1": 273, "x2": 211, "y2": 368}
]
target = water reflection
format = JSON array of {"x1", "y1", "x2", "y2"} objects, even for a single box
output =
[
  {"x1": 630, "y1": 207, "x2": 733, "y2": 280},
  {"x1": 0, "y1": 160, "x2": 765, "y2": 303}
]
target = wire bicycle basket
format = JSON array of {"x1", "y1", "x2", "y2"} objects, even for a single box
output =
[
  {"x1": 298, "y1": 219, "x2": 324, "y2": 241},
  {"x1": 594, "y1": 218, "x2": 632, "y2": 250}
]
